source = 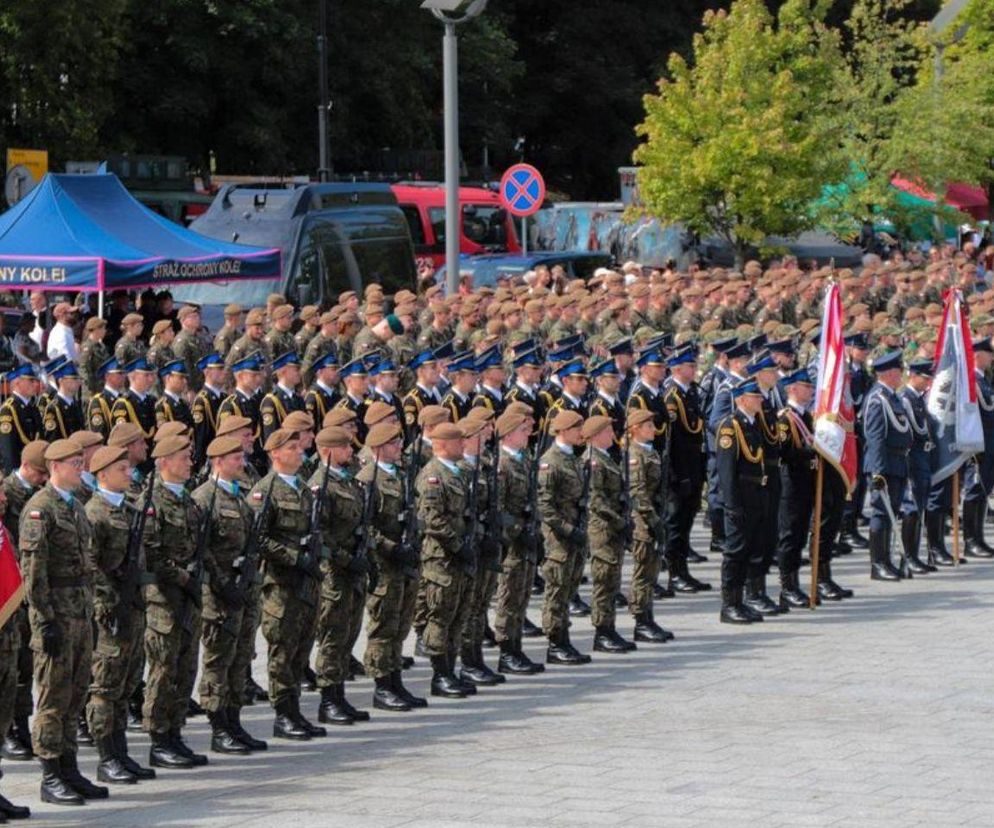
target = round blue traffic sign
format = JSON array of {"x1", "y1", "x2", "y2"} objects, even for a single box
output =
[{"x1": 499, "y1": 164, "x2": 546, "y2": 217}]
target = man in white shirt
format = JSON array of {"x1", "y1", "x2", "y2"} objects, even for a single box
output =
[{"x1": 45, "y1": 302, "x2": 79, "y2": 362}]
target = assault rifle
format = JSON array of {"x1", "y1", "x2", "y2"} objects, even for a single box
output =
[
  {"x1": 224, "y1": 474, "x2": 276, "y2": 634},
  {"x1": 355, "y1": 459, "x2": 380, "y2": 592},
  {"x1": 181, "y1": 475, "x2": 216, "y2": 634},
  {"x1": 113, "y1": 471, "x2": 155, "y2": 638}
]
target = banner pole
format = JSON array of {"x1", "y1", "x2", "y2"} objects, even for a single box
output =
[
  {"x1": 952, "y1": 473, "x2": 961, "y2": 566},
  {"x1": 809, "y1": 458, "x2": 824, "y2": 609}
]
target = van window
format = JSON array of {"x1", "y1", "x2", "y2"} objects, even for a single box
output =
[
  {"x1": 303, "y1": 215, "x2": 414, "y2": 297},
  {"x1": 429, "y1": 205, "x2": 507, "y2": 247},
  {"x1": 400, "y1": 205, "x2": 427, "y2": 246}
]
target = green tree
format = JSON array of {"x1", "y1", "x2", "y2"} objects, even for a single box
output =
[{"x1": 633, "y1": 0, "x2": 846, "y2": 266}]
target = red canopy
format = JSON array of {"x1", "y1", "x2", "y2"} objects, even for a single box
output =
[{"x1": 891, "y1": 176, "x2": 990, "y2": 222}]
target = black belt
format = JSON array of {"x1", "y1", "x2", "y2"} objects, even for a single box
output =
[{"x1": 49, "y1": 575, "x2": 82, "y2": 588}]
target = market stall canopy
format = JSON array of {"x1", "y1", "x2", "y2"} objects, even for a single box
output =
[
  {"x1": 0, "y1": 173, "x2": 280, "y2": 292},
  {"x1": 891, "y1": 177, "x2": 990, "y2": 223}
]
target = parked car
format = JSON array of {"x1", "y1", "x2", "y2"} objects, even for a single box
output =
[{"x1": 434, "y1": 251, "x2": 614, "y2": 289}]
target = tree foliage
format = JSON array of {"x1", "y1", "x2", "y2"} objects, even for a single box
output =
[{"x1": 633, "y1": 0, "x2": 847, "y2": 264}]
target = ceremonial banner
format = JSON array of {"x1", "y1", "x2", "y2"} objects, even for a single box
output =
[
  {"x1": 0, "y1": 526, "x2": 24, "y2": 632},
  {"x1": 928, "y1": 288, "x2": 983, "y2": 483},
  {"x1": 812, "y1": 282, "x2": 858, "y2": 493}
]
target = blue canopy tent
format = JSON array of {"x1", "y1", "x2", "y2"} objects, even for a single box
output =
[{"x1": 0, "y1": 174, "x2": 280, "y2": 297}]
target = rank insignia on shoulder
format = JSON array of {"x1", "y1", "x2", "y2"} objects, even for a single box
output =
[
  {"x1": 718, "y1": 435, "x2": 734, "y2": 450},
  {"x1": 719, "y1": 427, "x2": 734, "y2": 436}
]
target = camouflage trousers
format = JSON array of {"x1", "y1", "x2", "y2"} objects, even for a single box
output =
[
  {"x1": 31, "y1": 614, "x2": 92, "y2": 760},
  {"x1": 461, "y1": 564, "x2": 499, "y2": 655},
  {"x1": 238, "y1": 583, "x2": 263, "y2": 700},
  {"x1": 86, "y1": 608, "x2": 144, "y2": 740},
  {"x1": 0, "y1": 616, "x2": 19, "y2": 736},
  {"x1": 421, "y1": 558, "x2": 470, "y2": 657},
  {"x1": 628, "y1": 539, "x2": 661, "y2": 615},
  {"x1": 315, "y1": 569, "x2": 365, "y2": 686},
  {"x1": 143, "y1": 601, "x2": 201, "y2": 734},
  {"x1": 540, "y1": 542, "x2": 586, "y2": 639},
  {"x1": 364, "y1": 566, "x2": 418, "y2": 679},
  {"x1": 260, "y1": 583, "x2": 317, "y2": 705},
  {"x1": 412, "y1": 576, "x2": 429, "y2": 635},
  {"x1": 13, "y1": 607, "x2": 33, "y2": 719},
  {"x1": 199, "y1": 587, "x2": 257, "y2": 713},
  {"x1": 590, "y1": 547, "x2": 624, "y2": 629},
  {"x1": 493, "y1": 543, "x2": 535, "y2": 645}
]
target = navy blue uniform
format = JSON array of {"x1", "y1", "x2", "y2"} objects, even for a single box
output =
[
  {"x1": 663, "y1": 379, "x2": 705, "y2": 575},
  {"x1": 964, "y1": 369, "x2": 994, "y2": 503},
  {"x1": 899, "y1": 386, "x2": 935, "y2": 514},
  {"x1": 775, "y1": 404, "x2": 817, "y2": 576},
  {"x1": 862, "y1": 382, "x2": 913, "y2": 532}
]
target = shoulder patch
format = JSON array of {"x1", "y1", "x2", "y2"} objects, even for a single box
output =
[
  {"x1": 29, "y1": 510, "x2": 41, "y2": 519},
  {"x1": 718, "y1": 434, "x2": 734, "y2": 450},
  {"x1": 427, "y1": 476, "x2": 440, "y2": 484},
  {"x1": 262, "y1": 412, "x2": 275, "y2": 425},
  {"x1": 193, "y1": 409, "x2": 204, "y2": 423},
  {"x1": 252, "y1": 491, "x2": 264, "y2": 501},
  {"x1": 0, "y1": 421, "x2": 10, "y2": 434}
]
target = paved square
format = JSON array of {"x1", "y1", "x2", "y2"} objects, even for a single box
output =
[{"x1": 6, "y1": 524, "x2": 994, "y2": 827}]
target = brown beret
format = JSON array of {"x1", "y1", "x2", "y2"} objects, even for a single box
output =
[
  {"x1": 22, "y1": 440, "x2": 49, "y2": 473},
  {"x1": 300, "y1": 305, "x2": 319, "y2": 322},
  {"x1": 207, "y1": 435, "x2": 243, "y2": 458},
  {"x1": 271, "y1": 304, "x2": 294, "y2": 321},
  {"x1": 364, "y1": 400, "x2": 396, "y2": 426},
  {"x1": 629, "y1": 282, "x2": 650, "y2": 299},
  {"x1": 319, "y1": 311, "x2": 338, "y2": 326},
  {"x1": 121, "y1": 313, "x2": 144, "y2": 327},
  {"x1": 177, "y1": 305, "x2": 199, "y2": 320},
  {"x1": 151, "y1": 434, "x2": 191, "y2": 459},
  {"x1": 154, "y1": 420, "x2": 191, "y2": 442},
  {"x1": 581, "y1": 415, "x2": 614, "y2": 440},
  {"x1": 365, "y1": 422, "x2": 402, "y2": 449},
  {"x1": 338, "y1": 311, "x2": 359, "y2": 325},
  {"x1": 550, "y1": 410, "x2": 583, "y2": 434},
  {"x1": 433, "y1": 422, "x2": 464, "y2": 441},
  {"x1": 627, "y1": 409, "x2": 656, "y2": 429},
  {"x1": 505, "y1": 401, "x2": 535, "y2": 419},
  {"x1": 245, "y1": 308, "x2": 266, "y2": 326},
  {"x1": 263, "y1": 428, "x2": 298, "y2": 452},
  {"x1": 84, "y1": 317, "x2": 107, "y2": 333},
  {"x1": 107, "y1": 422, "x2": 144, "y2": 447},
  {"x1": 323, "y1": 408, "x2": 358, "y2": 428},
  {"x1": 338, "y1": 290, "x2": 357, "y2": 304},
  {"x1": 460, "y1": 418, "x2": 487, "y2": 439},
  {"x1": 267, "y1": 293, "x2": 287, "y2": 307},
  {"x1": 496, "y1": 410, "x2": 528, "y2": 438},
  {"x1": 70, "y1": 430, "x2": 103, "y2": 449},
  {"x1": 315, "y1": 426, "x2": 350, "y2": 448},
  {"x1": 283, "y1": 411, "x2": 315, "y2": 432},
  {"x1": 216, "y1": 414, "x2": 253, "y2": 436},
  {"x1": 418, "y1": 405, "x2": 451, "y2": 427},
  {"x1": 45, "y1": 439, "x2": 83, "y2": 462},
  {"x1": 90, "y1": 445, "x2": 128, "y2": 474},
  {"x1": 224, "y1": 303, "x2": 243, "y2": 317},
  {"x1": 465, "y1": 406, "x2": 495, "y2": 423}
]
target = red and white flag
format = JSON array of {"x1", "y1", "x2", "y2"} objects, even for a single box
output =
[
  {"x1": 0, "y1": 525, "x2": 23, "y2": 632},
  {"x1": 813, "y1": 282, "x2": 858, "y2": 493}
]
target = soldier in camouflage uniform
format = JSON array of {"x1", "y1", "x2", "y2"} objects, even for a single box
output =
[
  {"x1": 263, "y1": 305, "x2": 297, "y2": 360},
  {"x1": 146, "y1": 320, "x2": 176, "y2": 373},
  {"x1": 225, "y1": 308, "x2": 270, "y2": 369},
  {"x1": 251, "y1": 428, "x2": 326, "y2": 741},
  {"x1": 142, "y1": 434, "x2": 207, "y2": 769},
  {"x1": 360, "y1": 422, "x2": 424, "y2": 711},
  {"x1": 492, "y1": 408, "x2": 545, "y2": 674},
  {"x1": 302, "y1": 311, "x2": 339, "y2": 386},
  {"x1": 78, "y1": 317, "x2": 109, "y2": 399},
  {"x1": 114, "y1": 313, "x2": 147, "y2": 369},
  {"x1": 192, "y1": 436, "x2": 267, "y2": 755},
  {"x1": 22, "y1": 439, "x2": 105, "y2": 805},
  {"x1": 84, "y1": 445, "x2": 155, "y2": 785},
  {"x1": 213, "y1": 304, "x2": 243, "y2": 361},
  {"x1": 309, "y1": 426, "x2": 370, "y2": 725},
  {"x1": 538, "y1": 410, "x2": 591, "y2": 665},
  {"x1": 294, "y1": 306, "x2": 321, "y2": 355},
  {"x1": 173, "y1": 306, "x2": 208, "y2": 392},
  {"x1": 415, "y1": 421, "x2": 476, "y2": 698},
  {"x1": 583, "y1": 415, "x2": 634, "y2": 653}
]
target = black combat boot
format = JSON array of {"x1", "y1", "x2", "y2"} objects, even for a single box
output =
[
  {"x1": 521, "y1": 616, "x2": 543, "y2": 638},
  {"x1": 653, "y1": 574, "x2": 675, "y2": 599},
  {"x1": 373, "y1": 675, "x2": 411, "y2": 712},
  {"x1": 114, "y1": 728, "x2": 155, "y2": 779},
  {"x1": 392, "y1": 671, "x2": 427, "y2": 707},
  {"x1": 447, "y1": 653, "x2": 477, "y2": 695},
  {"x1": 926, "y1": 510, "x2": 955, "y2": 566},
  {"x1": 633, "y1": 610, "x2": 671, "y2": 643},
  {"x1": 870, "y1": 528, "x2": 901, "y2": 581},
  {"x1": 60, "y1": 751, "x2": 109, "y2": 798},
  {"x1": 686, "y1": 546, "x2": 708, "y2": 564},
  {"x1": 208, "y1": 710, "x2": 251, "y2": 754},
  {"x1": 1, "y1": 718, "x2": 32, "y2": 761},
  {"x1": 965, "y1": 501, "x2": 994, "y2": 558},
  {"x1": 513, "y1": 637, "x2": 545, "y2": 672},
  {"x1": 430, "y1": 655, "x2": 467, "y2": 698},
  {"x1": 0, "y1": 764, "x2": 29, "y2": 818},
  {"x1": 978, "y1": 502, "x2": 994, "y2": 555},
  {"x1": 401, "y1": 656, "x2": 415, "y2": 670},
  {"x1": 459, "y1": 647, "x2": 497, "y2": 686},
  {"x1": 318, "y1": 685, "x2": 354, "y2": 725},
  {"x1": 560, "y1": 629, "x2": 592, "y2": 663},
  {"x1": 338, "y1": 689, "x2": 370, "y2": 722},
  {"x1": 668, "y1": 559, "x2": 699, "y2": 594},
  {"x1": 902, "y1": 513, "x2": 935, "y2": 574},
  {"x1": 272, "y1": 698, "x2": 311, "y2": 740},
  {"x1": 127, "y1": 685, "x2": 144, "y2": 732},
  {"x1": 169, "y1": 730, "x2": 207, "y2": 766},
  {"x1": 39, "y1": 756, "x2": 84, "y2": 805},
  {"x1": 719, "y1": 585, "x2": 753, "y2": 624},
  {"x1": 840, "y1": 513, "x2": 869, "y2": 548},
  {"x1": 227, "y1": 707, "x2": 267, "y2": 751},
  {"x1": 498, "y1": 639, "x2": 537, "y2": 674},
  {"x1": 95, "y1": 735, "x2": 137, "y2": 784},
  {"x1": 302, "y1": 665, "x2": 318, "y2": 691},
  {"x1": 149, "y1": 731, "x2": 194, "y2": 768},
  {"x1": 186, "y1": 698, "x2": 205, "y2": 718},
  {"x1": 546, "y1": 630, "x2": 591, "y2": 665},
  {"x1": 778, "y1": 571, "x2": 809, "y2": 609},
  {"x1": 292, "y1": 696, "x2": 328, "y2": 736},
  {"x1": 567, "y1": 592, "x2": 591, "y2": 616},
  {"x1": 76, "y1": 713, "x2": 93, "y2": 747},
  {"x1": 709, "y1": 508, "x2": 726, "y2": 551},
  {"x1": 244, "y1": 668, "x2": 269, "y2": 704},
  {"x1": 593, "y1": 626, "x2": 631, "y2": 654},
  {"x1": 745, "y1": 575, "x2": 782, "y2": 616}
]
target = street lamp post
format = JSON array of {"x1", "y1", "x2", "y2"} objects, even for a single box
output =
[
  {"x1": 421, "y1": 0, "x2": 488, "y2": 295},
  {"x1": 317, "y1": 0, "x2": 331, "y2": 182}
]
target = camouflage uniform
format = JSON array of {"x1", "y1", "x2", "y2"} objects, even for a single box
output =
[
  {"x1": 415, "y1": 456, "x2": 470, "y2": 657},
  {"x1": 173, "y1": 330, "x2": 208, "y2": 392},
  {"x1": 3, "y1": 474, "x2": 36, "y2": 730},
  {"x1": 78, "y1": 338, "x2": 109, "y2": 398},
  {"x1": 0, "y1": 537, "x2": 18, "y2": 751},
  {"x1": 538, "y1": 443, "x2": 587, "y2": 639},
  {"x1": 192, "y1": 478, "x2": 255, "y2": 714},
  {"x1": 628, "y1": 439, "x2": 664, "y2": 614},
  {"x1": 225, "y1": 334, "x2": 270, "y2": 369},
  {"x1": 114, "y1": 335, "x2": 146, "y2": 369},
  {"x1": 586, "y1": 447, "x2": 626, "y2": 630},
  {"x1": 142, "y1": 479, "x2": 202, "y2": 736},
  {"x1": 459, "y1": 454, "x2": 499, "y2": 669},
  {"x1": 359, "y1": 461, "x2": 418, "y2": 679},
  {"x1": 310, "y1": 464, "x2": 365, "y2": 687},
  {"x1": 492, "y1": 445, "x2": 536, "y2": 646},
  {"x1": 302, "y1": 333, "x2": 337, "y2": 385},
  {"x1": 21, "y1": 484, "x2": 94, "y2": 759},
  {"x1": 84, "y1": 491, "x2": 145, "y2": 742},
  {"x1": 264, "y1": 329, "x2": 296, "y2": 361},
  {"x1": 213, "y1": 324, "x2": 240, "y2": 360}
]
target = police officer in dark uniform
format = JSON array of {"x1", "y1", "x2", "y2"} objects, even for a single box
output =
[
  {"x1": 628, "y1": 347, "x2": 669, "y2": 456},
  {"x1": 154, "y1": 360, "x2": 195, "y2": 430},
  {"x1": 0, "y1": 364, "x2": 42, "y2": 474},
  {"x1": 841, "y1": 333, "x2": 872, "y2": 550},
  {"x1": 260, "y1": 351, "x2": 306, "y2": 444},
  {"x1": 87, "y1": 358, "x2": 127, "y2": 440},
  {"x1": 862, "y1": 350, "x2": 913, "y2": 581},
  {"x1": 546, "y1": 359, "x2": 589, "y2": 445},
  {"x1": 663, "y1": 344, "x2": 711, "y2": 593},
  {"x1": 218, "y1": 351, "x2": 267, "y2": 474},
  {"x1": 440, "y1": 352, "x2": 477, "y2": 422},
  {"x1": 334, "y1": 358, "x2": 370, "y2": 448},
  {"x1": 191, "y1": 352, "x2": 228, "y2": 471},
  {"x1": 963, "y1": 338, "x2": 994, "y2": 558},
  {"x1": 505, "y1": 346, "x2": 546, "y2": 445},
  {"x1": 42, "y1": 361, "x2": 85, "y2": 441},
  {"x1": 110, "y1": 357, "x2": 158, "y2": 466},
  {"x1": 304, "y1": 352, "x2": 341, "y2": 428},
  {"x1": 588, "y1": 358, "x2": 626, "y2": 459},
  {"x1": 899, "y1": 358, "x2": 938, "y2": 573},
  {"x1": 364, "y1": 357, "x2": 405, "y2": 427},
  {"x1": 401, "y1": 350, "x2": 439, "y2": 444},
  {"x1": 715, "y1": 377, "x2": 769, "y2": 624}
]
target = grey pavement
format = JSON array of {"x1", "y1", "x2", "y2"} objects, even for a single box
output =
[{"x1": 6, "y1": 521, "x2": 994, "y2": 827}]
